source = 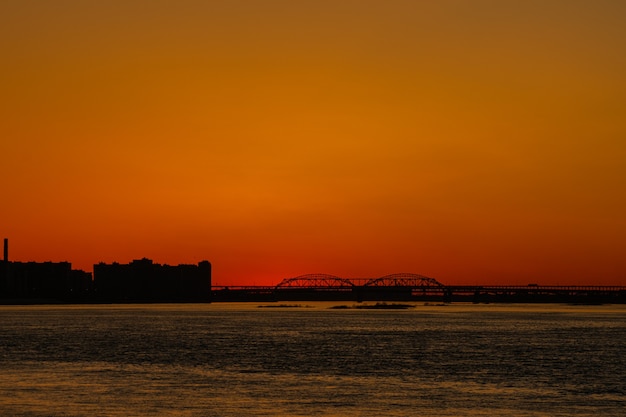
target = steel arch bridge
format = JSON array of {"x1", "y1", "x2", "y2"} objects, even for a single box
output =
[
  {"x1": 364, "y1": 273, "x2": 445, "y2": 288},
  {"x1": 275, "y1": 273, "x2": 445, "y2": 289},
  {"x1": 276, "y1": 274, "x2": 355, "y2": 289}
]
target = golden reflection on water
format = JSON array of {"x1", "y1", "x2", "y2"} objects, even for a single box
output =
[{"x1": 1, "y1": 303, "x2": 625, "y2": 416}]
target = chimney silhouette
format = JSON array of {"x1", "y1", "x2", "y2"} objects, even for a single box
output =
[{"x1": 3, "y1": 238, "x2": 7, "y2": 262}]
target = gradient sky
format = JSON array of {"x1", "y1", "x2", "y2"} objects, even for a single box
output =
[{"x1": 1, "y1": 0, "x2": 625, "y2": 286}]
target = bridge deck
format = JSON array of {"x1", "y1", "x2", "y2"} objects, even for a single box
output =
[{"x1": 212, "y1": 284, "x2": 626, "y2": 303}]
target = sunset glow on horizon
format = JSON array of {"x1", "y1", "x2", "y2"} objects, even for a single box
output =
[{"x1": 2, "y1": 1, "x2": 625, "y2": 286}]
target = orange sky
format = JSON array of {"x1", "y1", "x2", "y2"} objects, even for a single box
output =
[{"x1": 1, "y1": 1, "x2": 625, "y2": 286}]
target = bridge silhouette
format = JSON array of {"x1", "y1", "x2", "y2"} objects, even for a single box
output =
[
  {"x1": 275, "y1": 273, "x2": 445, "y2": 289},
  {"x1": 213, "y1": 274, "x2": 626, "y2": 303}
]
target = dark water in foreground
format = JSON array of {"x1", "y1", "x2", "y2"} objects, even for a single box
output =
[{"x1": 0, "y1": 303, "x2": 625, "y2": 416}]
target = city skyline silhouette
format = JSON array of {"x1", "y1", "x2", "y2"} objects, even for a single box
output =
[{"x1": 3, "y1": 237, "x2": 624, "y2": 304}]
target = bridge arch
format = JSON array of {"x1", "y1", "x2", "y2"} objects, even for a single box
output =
[
  {"x1": 275, "y1": 274, "x2": 355, "y2": 288},
  {"x1": 364, "y1": 273, "x2": 445, "y2": 288}
]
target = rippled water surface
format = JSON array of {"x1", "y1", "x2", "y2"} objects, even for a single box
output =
[{"x1": 1, "y1": 303, "x2": 625, "y2": 416}]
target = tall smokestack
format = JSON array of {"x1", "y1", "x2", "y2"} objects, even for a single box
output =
[{"x1": 3, "y1": 238, "x2": 7, "y2": 262}]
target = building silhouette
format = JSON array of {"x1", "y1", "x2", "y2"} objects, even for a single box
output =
[
  {"x1": 93, "y1": 258, "x2": 211, "y2": 303},
  {"x1": 0, "y1": 239, "x2": 92, "y2": 302},
  {"x1": 1, "y1": 238, "x2": 212, "y2": 303}
]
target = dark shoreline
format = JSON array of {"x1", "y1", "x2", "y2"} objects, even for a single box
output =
[{"x1": 1, "y1": 285, "x2": 625, "y2": 305}]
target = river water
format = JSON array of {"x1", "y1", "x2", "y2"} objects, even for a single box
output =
[{"x1": 0, "y1": 303, "x2": 624, "y2": 416}]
